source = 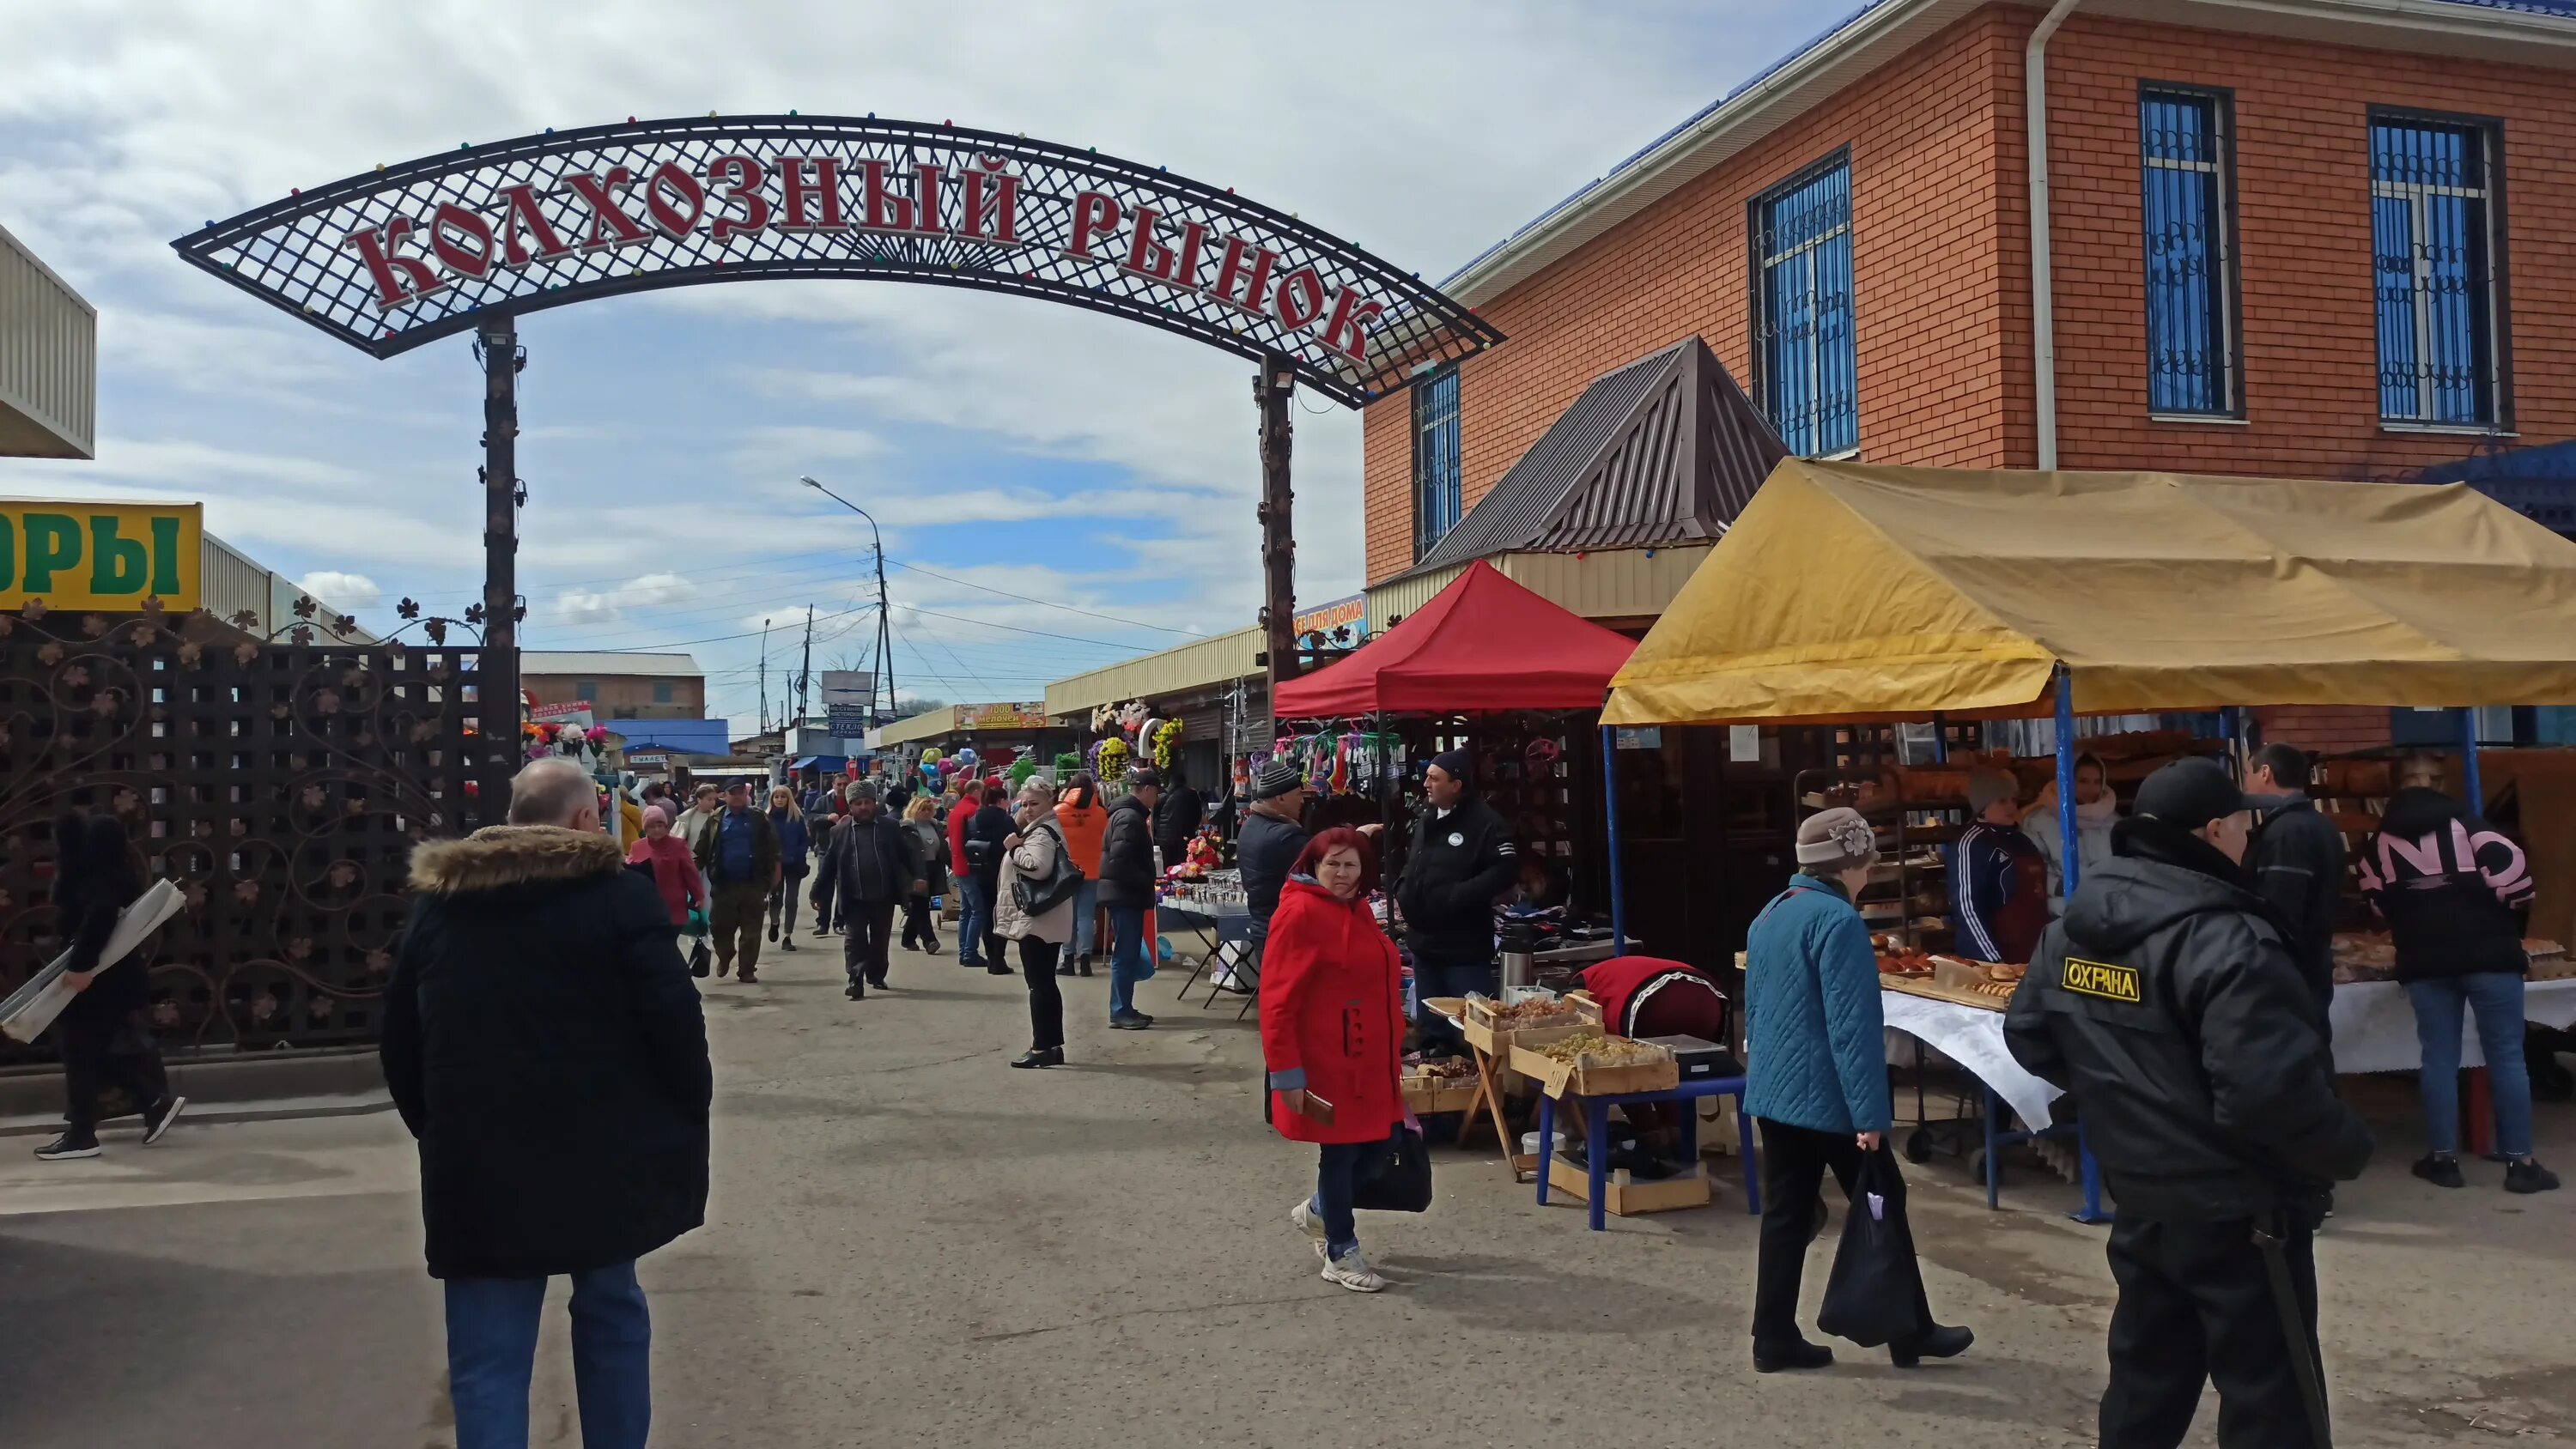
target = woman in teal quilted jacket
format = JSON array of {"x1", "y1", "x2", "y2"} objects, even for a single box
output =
[{"x1": 1743, "y1": 807, "x2": 1971, "y2": 1374}]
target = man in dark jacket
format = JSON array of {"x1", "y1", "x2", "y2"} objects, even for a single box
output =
[
  {"x1": 2362, "y1": 754, "x2": 2557, "y2": 1193},
  {"x1": 381, "y1": 757, "x2": 711, "y2": 1449},
  {"x1": 2244, "y1": 742, "x2": 2347, "y2": 1016},
  {"x1": 962, "y1": 782, "x2": 1020, "y2": 976},
  {"x1": 33, "y1": 814, "x2": 185, "y2": 1161},
  {"x1": 1152, "y1": 767, "x2": 1205, "y2": 872},
  {"x1": 1096, "y1": 767, "x2": 1162, "y2": 1029},
  {"x1": 1396, "y1": 750, "x2": 1517, "y2": 1025},
  {"x1": 817, "y1": 781, "x2": 922, "y2": 999},
  {"x1": 1238, "y1": 760, "x2": 1311, "y2": 953},
  {"x1": 692, "y1": 780, "x2": 780, "y2": 982},
  {"x1": 2007, "y1": 758, "x2": 2371, "y2": 1449}
]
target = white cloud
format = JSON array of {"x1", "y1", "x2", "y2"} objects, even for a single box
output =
[
  {"x1": 550, "y1": 570, "x2": 704, "y2": 627},
  {"x1": 295, "y1": 569, "x2": 382, "y2": 612}
]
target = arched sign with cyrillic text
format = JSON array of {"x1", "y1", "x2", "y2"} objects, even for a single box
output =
[{"x1": 172, "y1": 114, "x2": 1499, "y2": 405}]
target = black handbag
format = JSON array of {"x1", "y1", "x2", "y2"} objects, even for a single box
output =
[
  {"x1": 1816, "y1": 1149, "x2": 1925, "y2": 1348},
  {"x1": 1010, "y1": 822, "x2": 1086, "y2": 917},
  {"x1": 1351, "y1": 1125, "x2": 1433, "y2": 1214}
]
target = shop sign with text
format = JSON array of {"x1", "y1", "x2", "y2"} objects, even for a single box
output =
[{"x1": 0, "y1": 501, "x2": 202, "y2": 612}]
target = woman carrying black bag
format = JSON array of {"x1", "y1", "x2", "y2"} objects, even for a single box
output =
[
  {"x1": 1260, "y1": 828, "x2": 1417, "y2": 1293},
  {"x1": 1742, "y1": 808, "x2": 1971, "y2": 1372},
  {"x1": 995, "y1": 780, "x2": 1076, "y2": 1069}
]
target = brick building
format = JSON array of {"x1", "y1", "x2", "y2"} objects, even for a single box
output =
[
  {"x1": 1361, "y1": 0, "x2": 2576, "y2": 755},
  {"x1": 520, "y1": 651, "x2": 705, "y2": 721}
]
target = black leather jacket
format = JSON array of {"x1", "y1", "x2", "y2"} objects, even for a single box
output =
[{"x1": 2006, "y1": 817, "x2": 2372, "y2": 1221}]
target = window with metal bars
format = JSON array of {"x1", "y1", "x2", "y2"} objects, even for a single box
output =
[
  {"x1": 1752, "y1": 155, "x2": 1857, "y2": 457},
  {"x1": 1412, "y1": 365, "x2": 1461, "y2": 558},
  {"x1": 2370, "y1": 115, "x2": 2505, "y2": 427},
  {"x1": 2140, "y1": 88, "x2": 2239, "y2": 415}
]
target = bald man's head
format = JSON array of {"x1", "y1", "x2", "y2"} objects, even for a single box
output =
[{"x1": 509, "y1": 757, "x2": 600, "y2": 831}]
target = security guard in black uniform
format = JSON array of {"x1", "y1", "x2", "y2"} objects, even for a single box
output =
[{"x1": 2006, "y1": 759, "x2": 2372, "y2": 1449}]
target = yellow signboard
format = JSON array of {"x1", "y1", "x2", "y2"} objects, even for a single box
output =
[
  {"x1": 0, "y1": 501, "x2": 203, "y2": 611},
  {"x1": 958, "y1": 702, "x2": 1050, "y2": 731}
]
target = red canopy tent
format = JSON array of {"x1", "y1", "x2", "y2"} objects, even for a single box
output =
[{"x1": 1273, "y1": 561, "x2": 1638, "y2": 718}]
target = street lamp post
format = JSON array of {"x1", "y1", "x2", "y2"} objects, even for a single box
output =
[{"x1": 799, "y1": 475, "x2": 895, "y2": 730}]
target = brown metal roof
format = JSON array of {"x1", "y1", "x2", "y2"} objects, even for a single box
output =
[{"x1": 1400, "y1": 336, "x2": 1787, "y2": 580}]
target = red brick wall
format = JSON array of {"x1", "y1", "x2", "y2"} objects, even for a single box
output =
[
  {"x1": 2253, "y1": 705, "x2": 2393, "y2": 757},
  {"x1": 1364, "y1": 4, "x2": 2576, "y2": 585},
  {"x1": 2035, "y1": 11, "x2": 2576, "y2": 476},
  {"x1": 1362, "y1": 9, "x2": 2025, "y2": 583}
]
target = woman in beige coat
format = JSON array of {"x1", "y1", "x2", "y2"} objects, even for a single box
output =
[{"x1": 997, "y1": 779, "x2": 1075, "y2": 1068}]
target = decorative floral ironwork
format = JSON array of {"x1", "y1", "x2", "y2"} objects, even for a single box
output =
[{"x1": 0, "y1": 609, "x2": 495, "y2": 1065}]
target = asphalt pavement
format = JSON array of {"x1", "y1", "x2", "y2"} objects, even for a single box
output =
[{"x1": 4, "y1": 930, "x2": 2573, "y2": 1447}]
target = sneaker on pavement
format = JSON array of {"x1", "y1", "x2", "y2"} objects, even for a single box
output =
[
  {"x1": 780, "y1": 938, "x2": 799, "y2": 953},
  {"x1": 2412, "y1": 1153, "x2": 2466, "y2": 1189},
  {"x1": 1109, "y1": 1010, "x2": 1153, "y2": 1030},
  {"x1": 1290, "y1": 1200, "x2": 1329, "y2": 1259},
  {"x1": 142, "y1": 1095, "x2": 188, "y2": 1146},
  {"x1": 1321, "y1": 1248, "x2": 1387, "y2": 1293},
  {"x1": 34, "y1": 1131, "x2": 100, "y2": 1161},
  {"x1": 2506, "y1": 1159, "x2": 2562, "y2": 1194}
]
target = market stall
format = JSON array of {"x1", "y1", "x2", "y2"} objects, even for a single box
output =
[
  {"x1": 1273, "y1": 561, "x2": 1641, "y2": 1179},
  {"x1": 1607, "y1": 458, "x2": 2576, "y2": 1215}
]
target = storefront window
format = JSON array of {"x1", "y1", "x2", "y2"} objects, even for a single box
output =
[
  {"x1": 2371, "y1": 114, "x2": 2503, "y2": 427},
  {"x1": 1753, "y1": 155, "x2": 1856, "y2": 457},
  {"x1": 1413, "y1": 366, "x2": 1461, "y2": 558}
]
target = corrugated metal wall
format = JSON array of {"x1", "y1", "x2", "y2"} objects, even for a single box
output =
[
  {"x1": 1364, "y1": 548, "x2": 1713, "y2": 628},
  {"x1": 0, "y1": 223, "x2": 97, "y2": 460},
  {"x1": 1044, "y1": 625, "x2": 1263, "y2": 718},
  {"x1": 200, "y1": 533, "x2": 276, "y2": 629}
]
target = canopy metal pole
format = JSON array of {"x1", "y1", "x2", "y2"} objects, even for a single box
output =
[
  {"x1": 2054, "y1": 668, "x2": 2081, "y2": 895},
  {"x1": 2461, "y1": 707, "x2": 2485, "y2": 809},
  {"x1": 1601, "y1": 722, "x2": 1627, "y2": 955}
]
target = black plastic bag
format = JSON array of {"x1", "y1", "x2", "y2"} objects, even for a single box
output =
[
  {"x1": 1351, "y1": 1126, "x2": 1433, "y2": 1213},
  {"x1": 1816, "y1": 1149, "x2": 1924, "y2": 1348}
]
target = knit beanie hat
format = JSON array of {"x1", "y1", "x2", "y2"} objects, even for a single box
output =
[
  {"x1": 643, "y1": 804, "x2": 671, "y2": 828},
  {"x1": 1967, "y1": 768, "x2": 2020, "y2": 817},
  {"x1": 1427, "y1": 749, "x2": 1473, "y2": 785},
  {"x1": 1795, "y1": 807, "x2": 1880, "y2": 872},
  {"x1": 1253, "y1": 758, "x2": 1305, "y2": 800}
]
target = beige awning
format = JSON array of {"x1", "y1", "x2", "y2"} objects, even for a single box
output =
[{"x1": 1604, "y1": 459, "x2": 2576, "y2": 725}]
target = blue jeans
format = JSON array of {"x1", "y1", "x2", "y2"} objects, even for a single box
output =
[
  {"x1": 444, "y1": 1260, "x2": 650, "y2": 1449},
  {"x1": 1311, "y1": 1141, "x2": 1369, "y2": 1258},
  {"x1": 960, "y1": 876, "x2": 995, "y2": 965},
  {"x1": 2409, "y1": 973, "x2": 2536, "y2": 1158},
  {"x1": 1070, "y1": 877, "x2": 1100, "y2": 959},
  {"x1": 1108, "y1": 903, "x2": 1152, "y2": 1018}
]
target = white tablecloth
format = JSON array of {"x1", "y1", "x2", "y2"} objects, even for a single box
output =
[
  {"x1": 1879, "y1": 991, "x2": 2061, "y2": 1132},
  {"x1": 2328, "y1": 976, "x2": 2576, "y2": 1075},
  {"x1": 1876, "y1": 979, "x2": 2576, "y2": 1126}
]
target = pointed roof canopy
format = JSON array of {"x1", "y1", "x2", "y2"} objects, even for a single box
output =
[
  {"x1": 1401, "y1": 336, "x2": 1787, "y2": 579},
  {"x1": 1274, "y1": 561, "x2": 1639, "y2": 717}
]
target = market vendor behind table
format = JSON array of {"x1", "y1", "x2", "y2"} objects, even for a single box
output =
[{"x1": 1394, "y1": 749, "x2": 1518, "y2": 1009}]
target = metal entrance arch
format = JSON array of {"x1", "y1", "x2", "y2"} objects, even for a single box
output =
[{"x1": 176, "y1": 114, "x2": 1502, "y2": 803}]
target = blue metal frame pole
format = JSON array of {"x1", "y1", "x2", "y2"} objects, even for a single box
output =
[
  {"x1": 1601, "y1": 723, "x2": 1627, "y2": 955},
  {"x1": 2461, "y1": 707, "x2": 2485, "y2": 810},
  {"x1": 2055, "y1": 668, "x2": 2081, "y2": 895}
]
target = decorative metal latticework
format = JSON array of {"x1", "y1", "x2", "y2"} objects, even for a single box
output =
[
  {"x1": 0, "y1": 603, "x2": 491, "y2": 1065},
  {"x1": 171, "y1": 114, "x2": 1501, "y2": 404}
]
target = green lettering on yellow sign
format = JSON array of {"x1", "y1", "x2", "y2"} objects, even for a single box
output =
[
  {"x1": 2063, "y1": 956, "x2": 2142, "y2": 1003},
  {"x1": 0, "y1": 503, "x2": 204, "y2": 612}
]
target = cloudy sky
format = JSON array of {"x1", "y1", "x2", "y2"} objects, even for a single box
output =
[{"x1": 0, "y1": 0, "x2": 1831, "y2": 727}]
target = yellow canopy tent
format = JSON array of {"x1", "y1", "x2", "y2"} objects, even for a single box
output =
[{"x1": 1603, "y1": 459, "x2": 2576, "y2": 726}]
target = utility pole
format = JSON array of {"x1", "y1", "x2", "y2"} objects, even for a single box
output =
[
  {"x1": 759, "y1": 617, "x2": 772, "y2": 733},
  {"x1": 1256, "y1": 351, "x2": 1298, "y2": 718},
  {"x1": 872, "y1": 536, "x2": 894, "y2": 726},
  {"x1": 475, "y1": 314, "x2": 522, "y2": 824},
  {"x1": 797, "y1": 604, "x2": 814, "y2": 725}
]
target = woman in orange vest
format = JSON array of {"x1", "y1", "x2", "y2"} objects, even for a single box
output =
[{"x1": 1054, "y1": 773, "x2": 1109, "y2": 976}]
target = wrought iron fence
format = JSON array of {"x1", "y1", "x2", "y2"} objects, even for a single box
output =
[{"x1": 0, "y1": 602, "x2": 490, "y2": 1066}]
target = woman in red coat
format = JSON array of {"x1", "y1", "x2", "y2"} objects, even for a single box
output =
[{"x1": 1261, "y1": 828, "x2": 1406, "y2": 1292}]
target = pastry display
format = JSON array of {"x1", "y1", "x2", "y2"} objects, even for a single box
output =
[{"x1": 1533, "y1": 1032, "x2": 1668, "y2": 1067}]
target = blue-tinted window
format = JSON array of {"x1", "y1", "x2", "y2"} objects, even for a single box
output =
[
  {"x1": 2140, "y1": 89, "x2": 2237, "y2": 415},
  {"x1": 653, "y1": 682, "x2": 674, "y2": 704},
  {"x1": 1412, "y1": 366, "x2": 1461, "y2": 558},
  {"x1": 2372, "y1": 118, "x2": 2501, "y2": 426},
  {"x1": 1754, "y1": 158, "x2": 1857, "y2": 457}
]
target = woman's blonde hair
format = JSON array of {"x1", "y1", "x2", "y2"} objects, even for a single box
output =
[
  {"x1": 1018, "y1": 778, "x2": 1059, "y2": 809},
  {"x1": 768, "y1": 784, "x2": 802, "y2": 819},
  {"x1": 906, "y1": 796, "x2": 936, "y2": 822}
]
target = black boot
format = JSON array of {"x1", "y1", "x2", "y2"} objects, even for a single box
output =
[
  {"x1": 1890, "y1": 1325, "x2": 1974, "y2": 1368},
  {"x1": 1011, "y1": 1046, "x2": 1066, "y2": 1069},
  {"x1": 1751, "y1": 1337, "x2": 1833, "y2": 1373}
]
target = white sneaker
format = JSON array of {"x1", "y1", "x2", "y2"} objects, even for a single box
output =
[
  {"x1": 1321, "y1": 1249, "x2": 1388, "y2": 1293},
  {"x1": 1290, "y1": 1199, "x2": 1328, "y2": 1259}
]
